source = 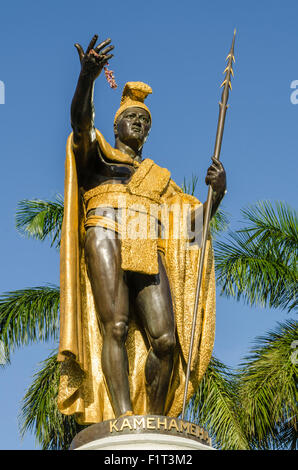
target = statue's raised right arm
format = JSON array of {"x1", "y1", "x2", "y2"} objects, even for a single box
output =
[{"x1": 70, "y1": 35, "x2": 114, "y2": 175}]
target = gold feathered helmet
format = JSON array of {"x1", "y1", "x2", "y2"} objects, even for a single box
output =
[{"x1": 114, "y1": 81, "x2": 152, "y2": 125}]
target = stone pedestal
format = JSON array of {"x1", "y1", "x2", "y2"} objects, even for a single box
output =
[{"x1": 70, "y1": 415, "x2": 213, "y2": 451}]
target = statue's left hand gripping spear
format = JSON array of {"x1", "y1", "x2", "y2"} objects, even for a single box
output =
[{"x1": 181, "y1": 30, "x2": 236, "y2": 420}]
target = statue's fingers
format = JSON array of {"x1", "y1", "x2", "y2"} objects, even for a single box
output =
[
  {"x1": 100, "y1": 54, "x2": 114, "y2": 65},
  {"x1": 210, "y1": 161, "x2": 223, "y2": 173},
  {"x1": 209, "y1": 166, "x2": 219, "y2": 174},
  {"x1": 207, "y1": 166, "x2": 217, "y2": 175},
  {"x1": 211, "y1": 157, "x2": 223, "y2": 168},
  {"x1": 86, "y1": 34, "x2": 99, "y2": 54},
  {"x1": 74, "y1": 43, "x2": 84, "y2": 62},
  {"x1": 94, "y1": 38, "x2": 111, "y2": 52},
  {"x1": 207, "y1": 172, "x2": 217, "y2": 184},
  {"x1": 100, "y1": 45, "x2": 114, "y2": 56}
]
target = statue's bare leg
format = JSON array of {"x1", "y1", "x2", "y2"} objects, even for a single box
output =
[
  {"x1": 131, "y1": 253, "x2": 176, "y2": 415},
  {"x1": 84, "y1": 226, "x2": 132, "y2": 417}
]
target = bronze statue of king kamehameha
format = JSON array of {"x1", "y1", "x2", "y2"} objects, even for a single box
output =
[{"x1": 57, "y1": 34, "x2": 226, "y2": 424}]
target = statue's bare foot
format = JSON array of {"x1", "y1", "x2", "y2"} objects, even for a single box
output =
[{"x1": 119, "y1": 410, "x2": 134, "y2": 418}]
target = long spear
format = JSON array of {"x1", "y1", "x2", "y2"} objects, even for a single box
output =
[{"x1": 181, "y1": 30, "x2": 236, "y2": 419}]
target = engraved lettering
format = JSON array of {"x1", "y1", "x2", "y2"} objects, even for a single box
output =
[
  {"x1": 146, "y1": 417, "x2": 156, "y2": 429},
  {"x1": 133, "y1": 417, "x2": 145, "y2": 429},
  {"x1": 157, "y1": 417, "x2": 168, "y2": 429},
  {"x1": 168, "y1": 418, "x2": 179, "y2": 431},
  {"x1": 109, "y1": 420, "x2": 119, "y2": 432},
  {"x1": 190, "y1": 423, "x2": 197, "y2": 436},
  {"x1": 196, "y1": 426, "x2": 204, "y2": 439},
  {"x1": 179, "y1": 420, "x2": 190, "y2": 433},
  {"x1": 120, "y1": 418, "x2": 133, "y2": 431}
]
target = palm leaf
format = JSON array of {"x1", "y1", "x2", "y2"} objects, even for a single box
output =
[
  {"x1": 0, "y1": 286, "x2": 60, "y2": 359},
  {"x1": 236, "y1": 319, "x2": 298, "y2": 449},
  {"x1": 210, "y1": 208, "x2": 229, "y2": 238},
  {"x1": 215, "y1": 202, "x2": 297, "y2": 312},
  {"x1": 240, "y1": 201, "x2": 298, "y2": 260},
  {"x1": 182, "y1": 174, "x2": 199, "y2": 196},
  {"x1": 19, "y1": 351, "x2": 85, "y2": 450},
  {"x1": 16, "y1": 196, "x2": 64, "y2": 248},
  {"x1": 187, "y1": 356, "x2": 250, "y2": 450}
]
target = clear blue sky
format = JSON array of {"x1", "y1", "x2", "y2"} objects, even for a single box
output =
[{"x1": 0, "y1": 0, "x2": 297, "y2": 449}]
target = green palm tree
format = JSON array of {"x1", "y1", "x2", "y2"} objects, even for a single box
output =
[
  {"x1": 189, "y1": 319, "x2": 297, "y2": 450},
  {"x1": 0, "y1": 197, "x2": 74, "y2": 449},
  {"x1": 20, "y1": 351, "x2": 85, "y2": 450},
  {"x1": 236, "y1": 319, "x2": 297, "y2": 450},
  {"x1": 209, "y1": 200, "x2": 297, "y2": 449},
  {"x1": 187, "y1": 357, "x2": 250, "y2": 450},
  {"x1": 215, "y1": 201, "x2": 297, "y2": 312},
  {"x1": 1, "y1": 196, "x2": 63, "y2": 363}
]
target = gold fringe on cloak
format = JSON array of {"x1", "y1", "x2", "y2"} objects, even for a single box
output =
[{"x1": 57, "y1": 130, "x2": 216, "y2": 424}]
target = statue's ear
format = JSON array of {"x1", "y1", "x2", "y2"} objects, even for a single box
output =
[{"x1": 113, "y1": 121, "x2": 118, "y2": 137}]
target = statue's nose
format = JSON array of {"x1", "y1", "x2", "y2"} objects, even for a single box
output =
[{"x1": 133, "y1": 117, "x2": 141, "y2": 126}]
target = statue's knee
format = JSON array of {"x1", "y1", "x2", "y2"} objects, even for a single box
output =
[
  {"x1": 109, "y1": 321, "x2": 128, "y2": 343},
  {"x1": 152, "y1": 332, "x2": 176, "y2": 358}
]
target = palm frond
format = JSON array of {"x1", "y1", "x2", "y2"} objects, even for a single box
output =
[
  {"x1": 215, "y1": 212, "x2": 297, "y2": 312},
  {"x1": 182, "y1": 174, "x2": 199, "y2": 196},
  {"x1": 210, "y1": 208, "x2": 230, "y2": 238},
  {"x1": 19, "y1": 351, "x2": 85, "y2": 450},
  {"x1": 276, "y1": 418, "x2": 298, "y2": 450},
  {"x1": 240, "y1": 201, "x2": 298, "y2": 259},
  {"x1": 16, "y1": 195, "x2": 64, "y2": 248},
  {"x1": 187, "y1": 357, "x2": 250, "y2": 450},
  {"x1": 236, "y1": 319, "x2": 298, "y2": 449},
  {"x1": 0, "y1": 286, "x2": 60, "y2": 359}
]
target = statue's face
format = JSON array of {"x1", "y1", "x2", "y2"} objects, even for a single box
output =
[{"x1": 115, "y1": 107, "x2": 151, "y2": 150}]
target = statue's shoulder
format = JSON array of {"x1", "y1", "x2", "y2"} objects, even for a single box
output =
[
  {"x1": 135, "y1": 158, "x2": 170, "y2": 181},
  {"x1": 168, "y1": 179, "x2": 183, "y2": 193},
  {"x1": 128, "y1": 158, "x2": 170, "y2": 198}
]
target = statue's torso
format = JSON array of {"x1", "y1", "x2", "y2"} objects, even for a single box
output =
[
  {"x1": 77, "y1": 157, "x2": 139, "y2": 223},
  {"x1": 79, "y1": 159, "x2": 137, "y2": 193}
]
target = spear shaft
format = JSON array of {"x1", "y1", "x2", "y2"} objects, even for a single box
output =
[{"x1": 181, "y1": 30, "x2": 236, "y2": 419}]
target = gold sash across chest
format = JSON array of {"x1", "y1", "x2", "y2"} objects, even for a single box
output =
[{"x1": 82, "y1": 159, "x2": 171, "y2": 274}]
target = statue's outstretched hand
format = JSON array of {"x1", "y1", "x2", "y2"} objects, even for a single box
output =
[
  {"x1": 74, "y1": 34, "x2": 114, "y2": 81},
  {"x1": 205, "y1": 157, "x2": 226, "y2": 197}
]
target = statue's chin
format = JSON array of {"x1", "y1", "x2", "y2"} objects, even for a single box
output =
[{"x1": 120, "y1": 137, "x2": 144, "y2": 153}]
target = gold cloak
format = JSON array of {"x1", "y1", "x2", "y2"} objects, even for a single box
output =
[{"x1": 57, "y1": 130, "x2": 216, "y2": 424}]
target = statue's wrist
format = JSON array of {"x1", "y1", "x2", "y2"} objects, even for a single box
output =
[
  {"x1": 212, "y1": 187, "x2": 226, "y2": 201},
  {"x1": 79, "y1": 70, "x2": 96, "y2": 84}
]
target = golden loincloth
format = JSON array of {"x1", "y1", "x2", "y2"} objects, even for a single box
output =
[{"x1": 84, "y1": 213, "x2": 166, "y2": 256}]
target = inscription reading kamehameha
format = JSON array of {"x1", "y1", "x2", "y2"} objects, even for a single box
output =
[{"x1": 109, "y1": 415, "x2": 212, "y2": 446}]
